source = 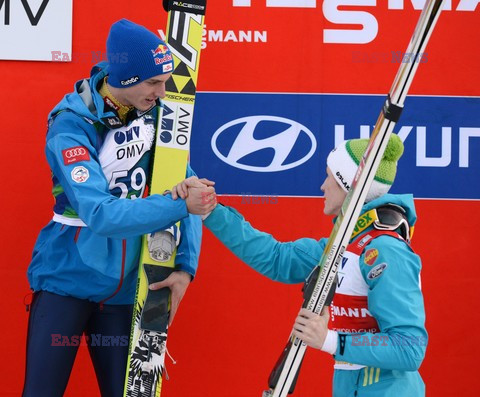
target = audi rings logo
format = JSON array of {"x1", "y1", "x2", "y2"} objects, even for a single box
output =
[
  {"x1": 65, "y1": 147, "x2": 86, "y2": 158},
  {"x1": 211, "y1": 116, "x2": 317, "y2": 172},
  {"x1": 62, "y1": 146, "x2": 90, "y2": 165}
]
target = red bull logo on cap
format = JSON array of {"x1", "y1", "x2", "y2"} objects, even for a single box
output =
[
  {"x1": 151, "y1": 43, "x2": 173, "y2": 67},
  {"x1": 151, "y1": 44, "x2": 169, "y2": 57}
]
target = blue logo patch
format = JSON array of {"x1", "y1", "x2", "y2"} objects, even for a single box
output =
[{"x1": 367, "y1": 263, "x2": 388, "y2": 280}]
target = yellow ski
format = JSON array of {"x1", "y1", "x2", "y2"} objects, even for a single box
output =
[{"x1": 124, "y1": 1, "x2": 207, "y2": 396}]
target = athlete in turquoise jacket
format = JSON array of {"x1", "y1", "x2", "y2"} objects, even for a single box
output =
[
  {"x1": 177, "y1": 134, "x2": 427, "y2": 396},
  {"x1": 23, "y1": 20, "x2": 215, "y2": 397}
]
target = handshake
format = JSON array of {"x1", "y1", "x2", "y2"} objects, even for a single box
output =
[{"x1": 171, "y1": 176, "x2": 217, "y2": 216}]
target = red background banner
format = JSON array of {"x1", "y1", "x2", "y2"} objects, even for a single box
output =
[{"x1": 1, "y1": 1, "x2": 479, "y2": 395}]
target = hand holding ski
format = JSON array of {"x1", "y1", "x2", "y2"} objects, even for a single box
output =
[
  {"x1": 148, "y1": 270, "x2": 192, "y2": 326},
  {"x1": 292, "y1": 308, "x2": 330, "y2": 350}
]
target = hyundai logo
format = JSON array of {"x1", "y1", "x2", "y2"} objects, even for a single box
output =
[{"x1": 211, "y1": 115, "x2": 317, "y2": 172}]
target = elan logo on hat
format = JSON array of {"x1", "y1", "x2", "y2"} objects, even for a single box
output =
[{"x1": 335, "y1": 171, "x2": 351, "y2": 191}]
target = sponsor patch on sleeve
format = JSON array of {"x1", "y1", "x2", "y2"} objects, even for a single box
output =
[
  {"x1": 367, "y1": 263, "x2": 388, "y2": 280},
  {"x1": 364, "y1": 248, "x2": 379, "y2": 266},
  {"x1": 71, "y1": 166, "x2": 89, "y2": 183},
  {"x1": 62, "y1": 146, "x2": 90, "y2": 165}
]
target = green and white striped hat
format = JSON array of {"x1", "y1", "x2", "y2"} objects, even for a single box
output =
[{"x1": 326, "y1": 134, "x2": 404, "y2": 202}]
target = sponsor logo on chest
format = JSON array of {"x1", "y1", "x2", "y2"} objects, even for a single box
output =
[
  {"x1": 113, "y1": 126, "x2": 146, "y2": 160},
  {"x1": 330, "y1": 293, "x2": 379, "y2": 334},
  {"x1": 98, "y1": 118, "x2": 155, "y2": 179},
  {"x1": 331, "y1": 249, "x2": 381, "y2": 334},
  {"x1": 336, "y1": 251, "x2": 369, "y2": 296}
]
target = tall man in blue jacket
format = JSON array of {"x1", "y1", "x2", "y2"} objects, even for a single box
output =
[
  {"x1": 23, "y1": 19, "x2": 216, "y2": 397},
  {"x1": 174, "y1": 134, "x2": 427, "y2": 396}
]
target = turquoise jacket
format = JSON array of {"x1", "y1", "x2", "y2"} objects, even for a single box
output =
[{"x1": 203, "y1": 194, "x2": 427, "y2": 372}]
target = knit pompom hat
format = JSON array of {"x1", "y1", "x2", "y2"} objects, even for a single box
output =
[
  {"x1": 106, "y1": 19, "x2": 174, "y2": 88},
  {"x1": 326, "y1": 134, "x2": 404, "y2": 202}
]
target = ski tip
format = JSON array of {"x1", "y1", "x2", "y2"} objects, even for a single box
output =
[{"x1": 163, "y1": 0, "x2": 207, "y2": 15}]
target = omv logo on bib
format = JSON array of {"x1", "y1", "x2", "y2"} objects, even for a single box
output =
[{"x1": 211, "y1": 115, "x2": 317, "y2": 172}]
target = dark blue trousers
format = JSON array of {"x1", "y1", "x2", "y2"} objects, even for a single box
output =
[{"x1": 22, "y1": 291, "x2": 133, "y2": 397}]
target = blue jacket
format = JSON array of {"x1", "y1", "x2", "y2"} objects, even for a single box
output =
[
  {"x1": 203, "y1": 194, "x2": 427, "y2": 372},
  {"x1": 27, "y1": 62, "x2": 202, "y2": 304}
]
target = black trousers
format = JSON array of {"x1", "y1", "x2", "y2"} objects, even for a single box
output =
[{"x1": 22, "y1": 291, "x2": 133, "y2": 397}]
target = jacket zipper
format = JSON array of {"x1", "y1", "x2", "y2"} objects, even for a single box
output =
[{"x1": 74, "y1": 226, "x2": 81, "y2": 242}]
